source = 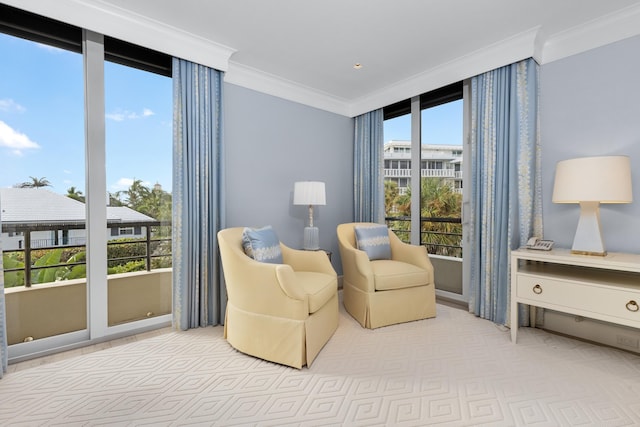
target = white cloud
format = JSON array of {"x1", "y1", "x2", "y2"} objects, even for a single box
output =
[
  {"x1": 116, "y1": 177, "x2": 134, "y2": 188},
  {"x1": 0, "y1": 121, "x2": 40, "y2": 155},
  {"x1": 106, "y1": 112, "x2": 126, "y2": 122},
  {"x1": 106, "y1": 108, "x2": 155, "y2": 121},
  {"x1": 0, "y1": 98, "x2": 26, "y2": 113},
  {"x1": 110, "y1": 177, "x2": 151, "y2": 192},
  {"x1": 36, "y1": 43, "x2": 65, "y2": 54}
]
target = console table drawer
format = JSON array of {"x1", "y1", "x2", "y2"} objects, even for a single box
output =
[
  {"x1": 516, "y1": 274, "x2": 640, "y2": 323},
  {"x1": 511, "y1": 248, "x2": 640, "y2": 344}
]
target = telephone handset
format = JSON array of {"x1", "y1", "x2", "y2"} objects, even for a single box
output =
[{"x1": 526, "y1": 237, "x2": 554, "y2": 251}]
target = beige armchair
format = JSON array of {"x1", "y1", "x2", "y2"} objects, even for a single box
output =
[
  {"x1": 217, "y1": 227, "x2": 338, "y2": 369},
  {"x1": 337, "y1": 222, "x2": 436, "y2": 329}
]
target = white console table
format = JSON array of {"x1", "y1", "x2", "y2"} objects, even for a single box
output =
[{"x1": 510, "y1": 248, "x2": 640, "y2": 343}]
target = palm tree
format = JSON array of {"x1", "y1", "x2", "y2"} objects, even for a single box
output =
[
  {"x1": 115, "y1": 179, "x2": 171, "y2": 220},
  {"x1": 119, "y1": 179, "x2": 151, "y2": 211},
  {"x1": 17, "y1": 176, "x2": 52, "y2": 189},
  {"x1": 384, "y1": 180, "x2": 399, "y2": 215},
  {"x1": 66, "y1": 186, "x2": 85, "y2": 202},
  {"x1": 420, "y1": 178, "x2": 462, "y2": 256},
  {"x1": 385, "y1": 177, "x2": 462, "y2": 256},
  {"x1": 385, "y1": 181, "x2": 411, "y2": 241},
  {"x1": 108, "y1": 192, "x2": 124, "y2": 207}
]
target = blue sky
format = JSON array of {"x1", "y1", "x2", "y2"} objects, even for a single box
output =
[
  {"x1": 0, "y1": 31, "x2": 460, "y2": 198},
  {"x1": 0, "y1": 32, "x2": 172, "y2": 196},
  {"x1": 383, "y1": 99, "x2": 463, "y2": 145}
]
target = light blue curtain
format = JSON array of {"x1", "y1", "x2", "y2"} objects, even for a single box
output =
[
  {"x1": 469, "y1": 58, "x2": 542, "y2": 326},
  {"x1": 172, "y1": 58, "x2": 226, "y2": 330},
  {"x1": 0, "y1": 236, "x2": 6, "y2": 378},
  {"x1": 354, "y1": 109, "x2": 384, "y2": 223}
]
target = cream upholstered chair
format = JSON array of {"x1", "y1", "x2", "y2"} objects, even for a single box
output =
[
  {"x1": 337, "y1": 222, "x2": 436, "y2": 329},
  {"x1": 217, "y1": 227, "x2": 338, "y2": 369}
]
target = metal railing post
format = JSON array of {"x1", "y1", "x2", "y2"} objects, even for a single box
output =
[
  {"x1": 24, "y1": 230, "x2": 31, "y2": 287},
  {"x1": 146, "y1": 226, "x2": 152, "y2": 271}
]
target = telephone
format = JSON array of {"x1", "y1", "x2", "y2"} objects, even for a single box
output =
[{"x1": 526, "y1": 237, "x2": 554, "y2": 251}]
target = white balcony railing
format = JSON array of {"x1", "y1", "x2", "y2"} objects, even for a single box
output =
[{"x1": 384, "y1": 169, "x2": 456, "y2": 178}]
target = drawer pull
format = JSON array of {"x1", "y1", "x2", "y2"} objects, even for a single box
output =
[
  {"x1": 532, "y1": 284, "x2": 543, "y2": 294},
  {"x1": 626, "y1": 300, "x2": 639, "y2": 312}
]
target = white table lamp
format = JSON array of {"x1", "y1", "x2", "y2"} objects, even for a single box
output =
[
  {"x1": 552, "y1": 155, "x2": 632, "y2": 256},
  {"x1": 293, "y1": 181, "x2": 326, "y2": 250}
]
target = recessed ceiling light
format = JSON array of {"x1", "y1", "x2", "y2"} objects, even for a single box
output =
[{"x1": 353, "y1": 63, "x2": 363, "y2": 70}]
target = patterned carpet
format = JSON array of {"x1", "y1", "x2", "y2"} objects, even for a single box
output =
[{"x1": 2, "y1": 297, "x2": 640, "y2": 426}]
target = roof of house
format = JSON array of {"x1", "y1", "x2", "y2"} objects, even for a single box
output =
[{"x1": 0, "y1": 188, "x2": 157, "y2": 224}]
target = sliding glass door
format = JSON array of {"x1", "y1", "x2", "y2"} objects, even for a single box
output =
[
  {"x1": 383, "y1": 83, "x2": 468, "y2": 302},
  {"x1": 0, "y1": 7, "x2": 172, "y2": 361},
  {"x1": 0, "y1": 32, "x2": 88, "y2": 348}
]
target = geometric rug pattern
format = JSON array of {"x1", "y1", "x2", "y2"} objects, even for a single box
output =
[{"x1": 1, "y1": 296, "x2": 640, "y2": 426}]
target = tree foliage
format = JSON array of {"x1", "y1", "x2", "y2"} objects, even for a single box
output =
[
  {"x1": 112, "y1": 179, "x2": 172, "y2": 221},
  {"x1": 385, "y1": 178, "x2": 462, "y2": 257},
  {"x1": 66, "y1": 186, "x2": 85, "y2": 202},
  {"x1": 4, "y1": 178, "x2": 173, "y2": 288},
  {"x1": 16, "y1": 176, "x2": 52, "y2": 189}
]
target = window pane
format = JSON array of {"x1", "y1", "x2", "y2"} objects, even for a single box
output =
[
  {"x1": 420, "y1": 99, "x2": 463, "y2": 259},
  {"x1": 0, "y1": 32, "x2": 86, "y2": 344},
  {"x1": 383, "y1": 113, "x2": 411, "y2": 243},
  {"x1": 104, "y1": 60, "x2": 172, "y2": 326}
]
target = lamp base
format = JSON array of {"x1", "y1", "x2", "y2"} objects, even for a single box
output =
[
  {"x1": 571, "y1": 249, "x2": 607, "y2": 257},
  {"x1": 303, "y1": 226, "x2": 320, "y2": 250},
  {"x1": 571, "y1": 201, "x2": 606, "y2": 256}
]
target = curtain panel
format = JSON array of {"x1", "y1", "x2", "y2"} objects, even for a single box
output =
[
  {"x1": 172, "y1": 58, "x2": 226, "y2": 330},
  {"x1": 354, "y1": 109, "x2": 384, "y2": 223},
  {"x1": 468, "y1": 57, "x2": 542, "y2": 326}
]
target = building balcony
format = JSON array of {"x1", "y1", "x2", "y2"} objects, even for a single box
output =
[
  {"x1": 384, "y1": 168, "x2": 457, "y2": 178},
  {"x1": 5, "y1": 269, "x2": 172, "y2": 346},
  {"x1": 2, "y1": 220, "x2": 172, "y2": 347}
]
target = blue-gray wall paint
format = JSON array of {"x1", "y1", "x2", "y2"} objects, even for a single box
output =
[
  {"x1": 541, "y1": 35, "x2": 640, "y2": 253},
  {"x1": 223, "y1": 83, "x2": 354, "y2": 272}
]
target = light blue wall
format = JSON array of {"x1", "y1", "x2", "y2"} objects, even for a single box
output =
[
  {"x1": 540, "y1": 35, "x2": 640, "y2": 253},
  {"x1": 223, "y1": 83, "x2": 354, "y2": 272}
]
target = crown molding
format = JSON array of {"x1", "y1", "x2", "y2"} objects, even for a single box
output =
[
  {"x1": 225, "y1": 27, "x2": 539, "y2": 118},
  {"x1": 0, "y1": 0, "x2": 236, "y2": 71},
  {"x1": 538, "y1": 3, "x2": 640, "y2": 65},
  {"x1": 4, "y1": 0, "x2": 640, "y2": 118},
  {"x1": 348, "y1": 28, "x2": 539, "y2": 117},
  {"x1": 224, "y1": 62, "x2": 351, "y2": 116}
]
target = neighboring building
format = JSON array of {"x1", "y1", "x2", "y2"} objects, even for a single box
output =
[
  {"x1": 383, "y1": 140, "x2": 463, "y2": 194},
  {"x1": 0, "y1": 188, "x2": 158, "y2": 251}
]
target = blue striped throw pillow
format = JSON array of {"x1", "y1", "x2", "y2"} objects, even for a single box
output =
[
  {"x1": 242, "y1": 225, "x2": 283, "y2": 264},
  {"x1": 354, "y1": 224, "x2": 391, "y2": 260}
]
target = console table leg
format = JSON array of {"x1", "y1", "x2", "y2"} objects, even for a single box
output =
[{"x1": 511, "y1": 302, "x2": 518, "y2": 343}]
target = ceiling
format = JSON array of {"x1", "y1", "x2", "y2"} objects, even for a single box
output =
[{"x1": 6, "y1": 0, "x2": 640, "y2": 116}]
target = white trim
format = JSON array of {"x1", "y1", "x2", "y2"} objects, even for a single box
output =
[
  {"x1": 538, "y1": 3, "x2": 640, "y2": 65},
  {"x1": 8, "y1": 330, "x2": 90, "y2": 363},
  {"x1": 348, "y1": 28, "x2": 538, "y2": 117},
  {"x1": 106, "y1": 314, "x2": 172, "y2": 336},
  {"x1": 7, "y1": 318, "x2": 171, "y2": 364},
  {"x1": 461, "y1": 80, "x2": 471, "y2": 304},
  {"x1": 4, "y1": 0, "x2": 640, "y2": 116},
  {"x1": 83, "y1": 29, "x2": 109, "y2": 339},
  {"x1": 0, "y1": 0, "x2": 236, "y2": 71},
  {"x1": 435, "y1": 289, "x2": 467, "y2": 305},
  {"x1": 410, "y1": 96, "x2": 421, "y2": 245},
  {"x1": 224, "y1": 61, "x2": 351, "y2": 116}
]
